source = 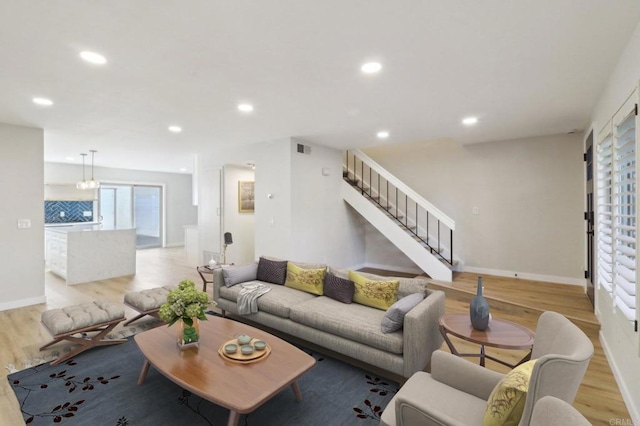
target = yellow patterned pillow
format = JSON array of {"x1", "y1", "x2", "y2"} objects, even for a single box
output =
[
  {"x1": 482, "y1": 360, "x2": 537, "y2": 426},
  {"x1": 284, "y1": 262, "x2": 326, "y2": 295},
  {"x1": 349, "y1": 271, "x2": 399, "y2": 310}
]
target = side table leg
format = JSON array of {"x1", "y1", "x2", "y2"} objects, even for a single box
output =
[
  {"x1": 439, "y1": 326, "x2": 459, "y2": 356},
  {"x1": 137, "y1": 359, "x2": 151, "y2": 385},
  {"x1": 480, "y1": 345, "x2": 486, "y2": 367}
]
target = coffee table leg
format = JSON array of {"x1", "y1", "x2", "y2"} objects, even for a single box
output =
[
  {"x1": 137, "y1": 359, "x2": 151, "y2": 385},
  {"x1": 480, "y1": 345, "x2": 486, "y2": 367},
  {"x1": 227, "y1": 410, "x2": 240, "y2": 426},
  {"x1": 291, "y1": 381, "x2": 303, "y2": 401}
]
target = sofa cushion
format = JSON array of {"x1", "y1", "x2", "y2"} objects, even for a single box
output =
[
  {"x1": 257, "y1": 257, "x2": 288, "y2": 285},
  {"x1": 219, "y1": 281, "x2": 317, "y2": 318},
  {"x1": 222, "y1": 262, "x2": 258, "y2": 287},
  {"x1": 290, "y1": 260, "x2": 327, "y2": 270},
  {"x1": 349, "y1": 271, "x2": 399, "y2": 310},
  {"x1": 381, "y1": 292, "x2": 425, "y2": 333},
  {"x1": 284, "y1": 262, "x2": 326, "y2": 295},
  {"x1": 290, "y1": 296, "x2": 403, "y2": 354},
  {"x1": 350, "y1": 270, "x2": 428, "y2": 299},
  {"x1": 323, "y1": 272, "x2": 354, "y2": 304}
]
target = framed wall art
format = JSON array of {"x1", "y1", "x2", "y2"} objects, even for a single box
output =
[{"x1": 238, "y1": 181, "x2": 255, "y2": 212}]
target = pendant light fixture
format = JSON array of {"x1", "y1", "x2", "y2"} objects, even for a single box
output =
[
  {"x1": 86, "y1": 149, "x2": 100, "y2": 189},
  {"x1": 76, "y1": 153, "x2": 88, "y2": 189}
]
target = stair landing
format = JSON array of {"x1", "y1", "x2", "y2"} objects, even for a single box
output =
[{"x1": 427, "y1": 272, "x2": 599, "y2": 335}]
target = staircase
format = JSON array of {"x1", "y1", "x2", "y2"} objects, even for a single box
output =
[{"x1": 342, "y1": 150, "x2": 456, "y2": 282}]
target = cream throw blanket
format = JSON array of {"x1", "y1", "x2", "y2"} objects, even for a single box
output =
[{"x1": 237, "y1": 283, "x2": 271, "y2": 315}]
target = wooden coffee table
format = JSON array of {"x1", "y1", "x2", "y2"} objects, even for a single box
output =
[
  {"x1": 439, "y1": 313, "x2": 535, "y2": 368},
  {"x1": 134, "y1": 315, "x2": 316, "y2": 426}
]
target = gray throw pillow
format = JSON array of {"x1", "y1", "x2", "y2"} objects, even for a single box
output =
[
  {"x1": 324, "y1": 272, "x2": 354, "y2": 304},
  {"x1": 257, "y1": 257, "x2": 288, "y2": 285},
  {"x1": 222, "y1": 262, "x2": 258, "y2": 287},
  {"x1": 381, "y1": 292, "x2": 425, "y2": 333}
]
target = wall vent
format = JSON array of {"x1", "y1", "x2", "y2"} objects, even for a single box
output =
[{"x1": 296, "y1": 143, "x2": 311, "y2": 155}]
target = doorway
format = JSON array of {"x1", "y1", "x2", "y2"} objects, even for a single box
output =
[
  {"x1": 99, "y1": 184, "x2": 163, "y2": 249},
  {"x1": 585, "y1": 130, "x2": 595, "y2": 306}
]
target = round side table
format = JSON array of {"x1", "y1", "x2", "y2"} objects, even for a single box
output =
[{"x1": 438, "y1": 313, "x2": 535, "y2": 368}]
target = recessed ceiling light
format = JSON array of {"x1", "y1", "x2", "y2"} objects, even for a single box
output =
[
  {"x1": 238, "y1": 104, "x2": 254, "y2": 113},
  {"x1": 180, "y1": 168, "x2": 187, "y2": 172},
  {"x1": 462, "y1": 117, "x2": 478, "y2": 126},
  {"x1": 79, "y1": 51, "x2": 107, "y2": 65},
  {"x1": 65, "y1": 157, "x2": 75, "y2": 161},
  {"x1": 377, "y1": 131, "x2": 390, "y2": 139},
  {"x1": 361, "y1": 62, "x2": 382, "y2": 74},
  {"x1": 168, "y1": 126, "x2": 182, "y2": 133},
  {"x1": 33, "y1": 97, "x2": 53, "y2": 106}
]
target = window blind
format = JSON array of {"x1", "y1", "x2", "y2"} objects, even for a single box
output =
[
  {"x1": 613, "y1": 111, "x2": 637, "y2": 322},
  {"x1": 597, "y1": 129, "x2": 614, "y2": 294}
]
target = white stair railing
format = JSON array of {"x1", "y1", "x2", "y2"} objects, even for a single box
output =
[{"x1": 344, "y1": 150, "x2": 455, "y2": 266}]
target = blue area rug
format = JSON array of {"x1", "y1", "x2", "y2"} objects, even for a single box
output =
[{"x1": 8, "y1": 336, "x2": 398, "y2": 425}]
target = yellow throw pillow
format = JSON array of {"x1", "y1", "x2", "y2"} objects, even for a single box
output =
[
  {"x1": 482, "y1": 359, "x2": 538, "y2": 426},
  {"x1": 284, "y1": 262, "x2": 326, "y2": 295},
  {"x1": 349, "y1": 271, "x2": 399, "y2": 310}
]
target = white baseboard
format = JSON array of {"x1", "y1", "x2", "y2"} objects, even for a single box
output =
[
  {"x1": 346, "y1": 262, "x2": 367, "y2": 271},
  {"x1": 361, "y1": 262, "x2": 423, "y2": 275},
  {"x1": 0, "y1": 295, "x2": 47, "y2": 312},
  {"x1": 463, "y1": 266, "x2": 586, "y2": 287},
  {"x1": 599, "y1": 330, "x2": 640, "y2": 425},
  {"x1": 164, "y1": 242, "x2": 184, "y2": 248}
]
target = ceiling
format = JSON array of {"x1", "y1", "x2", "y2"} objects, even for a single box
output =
[{"x1": 1, "y1": 1, "x2": 639, "y2": 174}]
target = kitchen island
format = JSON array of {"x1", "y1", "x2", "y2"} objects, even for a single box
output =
[{"x1": 45, "y1": 224, "x2": 136, "y2": 285}]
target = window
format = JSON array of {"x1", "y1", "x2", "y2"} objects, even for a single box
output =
[
  {"x1": 597, "y1": 91, "x2": 638, "y2": 327},
  {"x1": 597, "y1": 126, "x2": 613, "y2": 294},
  {"x1": 613, "y1": 109, "x2": 636, "y2": 322}
]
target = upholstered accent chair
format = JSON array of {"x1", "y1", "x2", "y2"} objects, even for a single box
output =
[
  {"x1": 380, "y1": 311, "x2": 594, "y2": 426},
  {"x1": 530, "y1": 396, "x2": 591, "y2": 426}
]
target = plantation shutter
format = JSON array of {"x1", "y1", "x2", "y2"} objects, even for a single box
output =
[
  {"x1": 597, "y1": 123, "x2": 614, "y2": 294},
  {"x1": 613, "y1": 105, "x2": 637, "y2": 322}
]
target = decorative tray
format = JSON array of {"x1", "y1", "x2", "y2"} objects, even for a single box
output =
[{"x1": 218, "y1": 338, "x2": 271, "y2": 364}]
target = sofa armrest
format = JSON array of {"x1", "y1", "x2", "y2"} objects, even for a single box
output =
[
  {"x1": 431, "y1": 350, "x2": 504, "y2": 400},
  {"x1": 402, "y1": 289, "x2": 445, "y2": 377},
  {"x1": 212, "y1": 269, "x2": 225, "y2": 302}
]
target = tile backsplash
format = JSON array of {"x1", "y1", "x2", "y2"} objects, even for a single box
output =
[{"x1": 45, "y1": 201, "x2": 95, "y2": 223}]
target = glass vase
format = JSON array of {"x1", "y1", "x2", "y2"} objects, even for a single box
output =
[{"x1": 176, "y1": 318, "x2": 200, "y2": 348}]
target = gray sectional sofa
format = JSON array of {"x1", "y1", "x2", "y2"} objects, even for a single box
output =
[{"x1": 213, "y1": 264, "x2": 445, "y2": 379}]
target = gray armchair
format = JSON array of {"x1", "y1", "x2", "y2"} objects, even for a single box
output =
[
  {"x1": 380, "y1": 311, "x2": 594, "y2": 426},
  {"x1": 530, "y1": 396, "x2": 591, "y2": 426}
]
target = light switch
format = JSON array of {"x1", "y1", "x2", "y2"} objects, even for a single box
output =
[
  {"x1": 60, "y1": 211, "x2": 65, "y2": 217},
  {"x1": 17, "y1": 219, "x2": 31, "y2": 229},
  {"x1": 472, "y1": 206, "x2": 479, "y2": 215}
]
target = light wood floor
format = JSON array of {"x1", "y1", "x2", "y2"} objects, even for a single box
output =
[{"x1": 0, "y1": 250, "x2": 629, "y2": 425}]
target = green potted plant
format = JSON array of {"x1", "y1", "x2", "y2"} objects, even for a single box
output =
[{"x1": 158, "y1": 280, "x2": 212, "y2": 348}]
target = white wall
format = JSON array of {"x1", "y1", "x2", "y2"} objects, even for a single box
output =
[
  {"x1": 45, "y1": 163, "x2": 196, "y2": 246},
  {"x1": 590, "y1": 20, "x2": 640, "y2": 425},
  {"x1": 289, "y1": 139, "x2": 366, "y2": 267},
  {"x1": 223, "y1": 165, "x2": 255, "y2": 264},
  {"x1": 0, "y1": 123, "x2": 46, "y2": 311},
  {"x1": 253, "y1": 139, "x2": 294, "y2": 259},
  {"x1": 198, "y1": 138, "x2": 366, "y2": 267},
  {"x1": 363, "y1": 133, "x2": 585, "y2": 283}
]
